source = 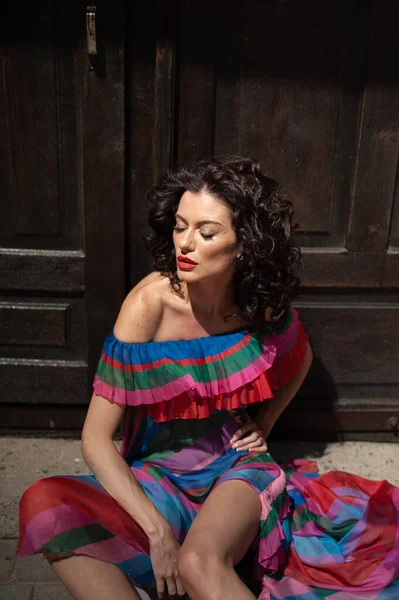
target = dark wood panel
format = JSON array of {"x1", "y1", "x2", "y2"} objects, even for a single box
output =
[
  {"x1": 384, "y1": 251, "x2": 399, "y2": 287},
  {"x1": 274, "y1": 404, "x2": 399, "y2": 441},
  {"x1": 299, "y1": 250, "x2": 399, "y2": 287},
  {"x1": 298, "y1": 384, "x2": 399, "y2": 403},
  {"x1": 347, "y1": 0, "x2": 399, "y2": 254},
  {"x1": 0, "y1": 295, "x2": 87, "y2": 360},
  {"x1": 0, "y1": 249, "x2": 84, "y2": 292},
  {"x1": 213, "y1": 4, "x2": 242, "y2": 158},
  {"x1": 0, "y1": 0, "x2": 124, "y2": 431},
  {"x1": 5, "y1": 32, "x2": 61, "y2": 235},
  {"x1": 0, "y1": 1, "x2": 83, "y2": 247},
  {"x1": 0, "y1": 302, "x2": 68, "y2": 347},
  {"x1": 2, "y1": 402, "x2": 397, "y2": 441},
  {"x1": 186, "y1": 0, "x2": 373, "y2": 250},
  {"x1": 82, "y1": 0, "x2": 126, "y2": 386},
  {"x1": 0, "y1": 360, "x2": 87, "y2": 404},
  {"x1": 154, "y1": 0, "x2": 177, "y2": 179},
  {"x1": 390, "y1": 176, "x2": 399, "y2": 250},
  {"x1": 126, "y1": 0, "x2": 161, "y2": 287},
  {"x1": 177, "y1": 1, "x2": 218, "y2": 163},
  {"x1": 0, "y1": 404, "x2": 87, "y2": 431},
  {"x1": 297, "y1": 300, "x2": 399, "y2": 385}
]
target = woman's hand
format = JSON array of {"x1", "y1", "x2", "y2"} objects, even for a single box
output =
[
  {"x1": 149, "y1": 528, "x2": 186, "y2": 598},
  {"x1": 230, "y1": 421, "x2": 268, "y2": 453}
]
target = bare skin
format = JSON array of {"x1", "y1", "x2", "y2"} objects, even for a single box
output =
[
  {"x1": 43, "y1": 551, "x2": 142, "y2": 600},
  {"x1": 43, "y1": 190, "x2": 313, "y2": 599},
  {"x1": 178, "y1": 480, "x2": 261, "y2": 600}
]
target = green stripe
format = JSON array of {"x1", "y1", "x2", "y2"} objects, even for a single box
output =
[
  {"x1": 273, "y1": 490, "x2": 288, "y2": 514},
  {"x1": 236, "y1": 453, "x2": 277, "y2": 467},
  {"x1": 260, "y1": 505, "x2": 279, "y2": 537},
  {"x1": 268, "y1": 305, "x2": 293, "y2": 335},
  {"x1": 310, "y1": 589, "x2": 338, "y2": 598},
  {"x1": 141, "y1": 411, "x2": 232, "y2": 460},
  {"x1": 97, "y1": 333, "x2": 266, "y2": 391},
  {"x1": 141, "y1": 464, "x2": 167, "y2": 482},
  {"x1": 291, "y1": 508, "x2": 357, "y2": 538},
  {"x1": 259, "y1": 490, "x2": 289, "y2": 538},
  {"x1": 41, "y1": 523, "x2": 114, "y2": 553}
]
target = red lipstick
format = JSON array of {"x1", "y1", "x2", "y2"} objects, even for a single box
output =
[
  {"x1": 177, "y1": 255, "x2": 198, "y2": 271},
  {"x1": 177, "y1": 255, "x2": 197, "y2": 265}
]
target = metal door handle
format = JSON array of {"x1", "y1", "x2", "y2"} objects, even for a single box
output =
[{"x1": 86, "y1": 6, "x2": 97, "y2": 57}]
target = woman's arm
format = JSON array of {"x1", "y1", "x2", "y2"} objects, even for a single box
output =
[
  {"x1": 82, "y1": 282, "x2": 168, "y2": 540},
  {"x1": 255, "y1": 341, "x2": 313, "y2": 438},
  {"x1": 82, "y1": 282, "x2": 186, "y2": 597},
  {"x1": 81, "y1": 394, "x2": 170, "y2": 542}
]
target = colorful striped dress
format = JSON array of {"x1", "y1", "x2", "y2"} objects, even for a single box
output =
[{"x1": 17, "y1": 306, "x2": 399, "y2": 599}]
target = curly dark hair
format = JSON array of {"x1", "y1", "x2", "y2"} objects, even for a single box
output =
[{"x1": 144, "y1": 156, "x2": 301, "y2": 330}]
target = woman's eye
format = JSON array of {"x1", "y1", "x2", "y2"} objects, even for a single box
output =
[
  {"x1": 173, "y1": 225, "x2": 185, "y2": 232},
  {"x1": 201, "y1": 232, "x2": 215, "y2": 240}
]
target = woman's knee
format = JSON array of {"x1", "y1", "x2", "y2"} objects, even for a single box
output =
[
  {"x1": 20, "y1": 477, "x2": 63, "y2": 510},
  {"x1": 178, "y1": 545, "x2": 229, "y2": 586}
]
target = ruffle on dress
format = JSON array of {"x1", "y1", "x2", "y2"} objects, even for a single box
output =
[{"x1": 93, "y1": 305, "x2": 309, "y2": 422}]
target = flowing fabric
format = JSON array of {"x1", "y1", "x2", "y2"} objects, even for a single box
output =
[{"x1": 17, "y1": 306, "x2": 399, "y2": 599}]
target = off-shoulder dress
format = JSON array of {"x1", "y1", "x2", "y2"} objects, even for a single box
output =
[{"x1": 17, "y1": 306, "x2": 399, "y2": 599}]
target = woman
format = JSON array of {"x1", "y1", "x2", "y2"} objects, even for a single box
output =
[{"x1": 18, "y1": 157, "x2": 399, "y2": 600}]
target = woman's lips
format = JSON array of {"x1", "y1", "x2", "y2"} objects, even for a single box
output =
[
  {"x1": 177, "y1": 256, "x2": 198, "y2": 270},
  {"x1": 177, "y1": 260, "x2": 197, "y2": 271},
  {"x1": 177, "y1": 255, "x2": 197, "y2": 264}
]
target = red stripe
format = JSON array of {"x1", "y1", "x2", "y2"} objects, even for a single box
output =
[
  {"x1": 101, "y1": 332, "x2": 253, "y2": 372},
  {"x1": 18, "y1": 477, "x2": 149, "y2": 553},
  {"x1": 286, "y1": 479, "x2": 398, "y2": 586},
  {"x1": 145, "y1": 372, "x2": 274, "y2": 422},
  {"x1": 270, "y1": 325, "x2": 308, "y2": 390}
]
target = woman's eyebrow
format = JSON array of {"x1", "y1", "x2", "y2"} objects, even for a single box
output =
[{"x1": 175, "y1": 213, "x2": 222, "y2": 227}]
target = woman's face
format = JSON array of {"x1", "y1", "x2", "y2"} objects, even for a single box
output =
[{"x1": 173, "y1": 190, "x2": 239, "y2": 283}]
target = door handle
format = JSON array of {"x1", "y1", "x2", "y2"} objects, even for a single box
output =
[{"x1": 86, "y1": 6, "x2": 97, "y2": 60}]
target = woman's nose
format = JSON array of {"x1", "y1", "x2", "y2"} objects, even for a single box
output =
[{"x1": 179, "y1": 229, "x2": 195, "y2": 252}]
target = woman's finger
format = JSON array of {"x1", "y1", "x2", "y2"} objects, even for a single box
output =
[
  {"x1": 166, "y1": 576, "x2": 177, "y2": 597},
  {"x1": 239, "y1": 434, "x2": 268, "y2": 451},
  {"x1": 241, "y1": 437, "x2": 267, "y2": 451},
  {"x1": 175, "y1": 575, "x2": 186, "y2": 596},
  {"x1": 250, "y1": 440, "x2": 268, "y2": 452},
  {"x1": 232, "y1": 430, "x2": 258, "y2": 449},
  {"x1": 230, "y1": 422, "x2": 255, "y2": 444},
  {"x1": 156, "y1": 576, "x2": 166, "y2": 599},
  {"x1": 254, "y1": 443, "x2": 268, "y2": 452},
  {"x1": 230, "y1": 421, "x2": 255, "y2": 444}
]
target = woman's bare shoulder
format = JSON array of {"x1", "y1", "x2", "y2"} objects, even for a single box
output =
[{"x1": 113, "y1": 272, "x2": 170, "y2": 343}]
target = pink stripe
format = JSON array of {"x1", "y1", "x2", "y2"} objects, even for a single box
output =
[
  {"x1": 318, "y1": 592, "x2": 381, "y2": 600},
  {"x1": 259, "y1": 525, "x2": 285, "y2": 564},
  {"x1": 331, "y1": 486, "x2": 370, "y2": 500},
  {"x1": 360, "y1": 487, "x2": 399, "y2": 587},
  {"x1": 266, "y1": 307, "x2": 299, "y2": 357},
  {"x1": 94, "y1": 349, "x2": 276, "y2": 406},
  {"x1": 260, "y1": 575, "x2": 325, "y2": 599},
  {"x1": 325, "y1": 496, "x2": 366, "y2": 521},
  {"x1": 131, "y1": 468, "x2": 199, "y2": 514},
  {"x1": 18, "y1": 505, "x2": 94, "y2": 556},
  {"x1": 293, "y1": 520, "x2": 324, "y2": 537},
  {"x1": 187, "y1": 443, "x2": 231, "y2": 472},
  {"x1": 75, "y1": 535, "x2": 142, "y2": 563}
]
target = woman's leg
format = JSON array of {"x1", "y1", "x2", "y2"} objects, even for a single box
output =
[
  {"x1": 43, "y1": 551, "x2": 141, "y2": 600},
  {"x1": 178, "y1": 479, "x2": 261, "y2": 600}
]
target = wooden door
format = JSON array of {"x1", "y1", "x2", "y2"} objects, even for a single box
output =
[
  {"x1": 176, "y1": 0, "x2": 399, "y2": 440},
  {"x1": 126, "y1": 0, "x2": 399, "y2": 440},
  {"x1": 0, "y1": 0, "x2": 125, "y2": 431},
  {"x1": 1, "y1": 1, "x2": 398, "y2": 440}
]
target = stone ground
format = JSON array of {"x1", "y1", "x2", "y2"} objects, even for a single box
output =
[{"x1": 0, "y1": 437, "x2": 398, "y2": 599}]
